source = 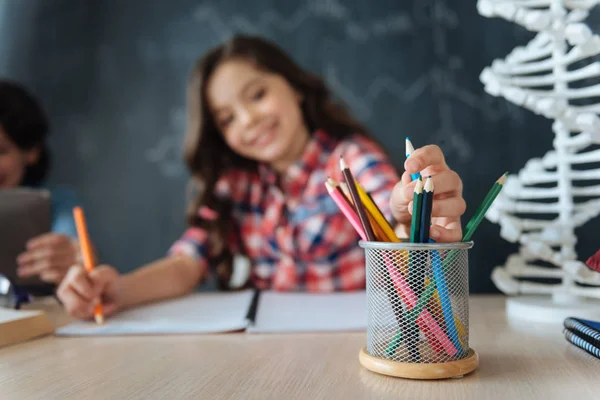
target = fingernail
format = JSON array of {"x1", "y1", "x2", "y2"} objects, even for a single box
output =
[{"x1": 405, "y1": 159, "x2": 420, "y2": 172}]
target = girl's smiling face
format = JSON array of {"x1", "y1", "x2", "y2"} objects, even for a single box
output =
[{"x1": 206, "y1": 59, "x2": 310, "y2": 173}]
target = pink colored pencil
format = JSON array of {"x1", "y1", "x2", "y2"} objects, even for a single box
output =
[
  {"x1": 385, "y1": 260, "x2": 458, "y2": 355},
  {"x1": 325, "y1": 180, "x2": 367, "y2": 241},
  {"x1": 382, "y1": 253, "x2": 444, "y2": 355}
]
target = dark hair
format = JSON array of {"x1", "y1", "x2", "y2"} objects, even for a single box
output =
[
  {"x1": 0, "y1": 80, "x2": 50, "y2": 186},
  {"x1": 185, "y1": 34, "x2": 371, "y2": 289}
]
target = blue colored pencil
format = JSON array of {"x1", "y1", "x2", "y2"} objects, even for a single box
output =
[
  {"x1": 405, "y1": 137, "x2": 421, "y2": 181},
  {"x1": 419, "y1": 177, "x2": 434, "y2": 243},
  {"x1": 430, "y1": 245, "x2": 462, "y2": 353}
]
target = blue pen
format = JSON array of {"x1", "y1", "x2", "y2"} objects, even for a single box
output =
[{"x1": 405, "y1": 137, "x2": 421, "y2": 181}]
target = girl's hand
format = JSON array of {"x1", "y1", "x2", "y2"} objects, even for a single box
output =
[
  {"x1": 390, "y1": 145, "x2": 466, "y2": 242},
  {"x1": 56, "y1": 265, "x2": 121, "y2": 320},
  {"x1": 17, "y1": 233, "x2": 80, "y2": 283}
]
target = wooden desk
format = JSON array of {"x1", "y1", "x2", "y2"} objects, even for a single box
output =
[{"x1": 1, "y1": 296, "x2": 598, "y2": 399}]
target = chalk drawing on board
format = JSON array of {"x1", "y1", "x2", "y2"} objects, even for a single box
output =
[
  {"x1": 193, "y1": 0, "x2": 413, "y2": 42},
  {"x1": 322, "y1": 0, "x2": 521, "y2": 163},
  {"x1": 145, "y1": 108, "x2": 186, "y2": 177}
]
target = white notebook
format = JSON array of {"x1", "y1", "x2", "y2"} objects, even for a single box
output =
[
  {"x1": 56, "y1": 290, "x2": 256, "y2": 336},
  {"x1": 248, "y1": 291, "x2": 366, "y2": 333},
  {"x1": 56, "y1": 290, "x2": 366, "y2": 336}
]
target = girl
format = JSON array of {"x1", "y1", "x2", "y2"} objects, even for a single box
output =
[
  {"x1": 0, "y1": 79, "x2": 81, "y2": 284},
  {"x1": 57, "y1": 35, "x2": 465, "y2": 320}
]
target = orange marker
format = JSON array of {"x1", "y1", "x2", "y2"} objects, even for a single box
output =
[{"x1": 73, "y1": 207, "x2": 104, "y2": 324}]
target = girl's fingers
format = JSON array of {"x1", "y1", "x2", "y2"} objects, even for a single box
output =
[
  {"x1": 69, "y1": 271, "x2": 95, "y2": 301},
  {"x1": 430, "y1": 221, "x2": 463, "y2": 242},
  {"x1": 57, "y1": 284, "x2": 93, "y2": 319},
  {"x1": 390, "y1": 178, "x2": 413, "y2": 222},
  {"x1": 407, "y1": 196, "x2": 466, "y2": 218},
  {"x1": 431, "y1": 197, "x2": 466, "y2": 218},
  {"x1": 17, "y1": 251, "x2": 76, "y2": 277},
  {"x1": 39, "y1": 269, "x2": 67, "y2": 284},
  {"x1": 404, "y1": 145, "x2": 448, "y2": 174},
  {"x1": 403, "y1": 170, "x2": 462, "y2": 200}
]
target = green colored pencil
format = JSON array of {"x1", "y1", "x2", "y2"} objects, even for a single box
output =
[
  {"x1": 464, "y1": 172, "x2": 507, "y2": 231},
  {"x1": 409, "y1": 177, "x2": 423, "y2": 243},
  {"x1": 463, "y1": 172, "x2": 507, "y2": 241}
]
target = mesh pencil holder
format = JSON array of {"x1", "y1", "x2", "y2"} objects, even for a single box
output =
[{"x1": 358, "y1": 241, "x2": 479, "y2": 380}]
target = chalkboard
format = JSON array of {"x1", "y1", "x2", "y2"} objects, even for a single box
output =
[{"x1": 2, "y1": 0, "x2": 600, "y2": 292}]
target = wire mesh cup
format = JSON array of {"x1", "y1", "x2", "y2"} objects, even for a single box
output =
[{"x1": 358, "y1": 241, "x2": 479, "y2": 380}]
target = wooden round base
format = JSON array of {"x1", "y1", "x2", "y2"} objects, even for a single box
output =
[{"x1": 359, "y1": 347, "x2": 479, "y2": 380}]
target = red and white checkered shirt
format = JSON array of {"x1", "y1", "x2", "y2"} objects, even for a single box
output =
[{"x1": 168, "y1": 130, "x2": 400, "y2": 292}]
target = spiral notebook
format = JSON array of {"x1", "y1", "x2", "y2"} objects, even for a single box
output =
[
  {"x1": 56, "y1": 290, "x2": 366, "y2": 336},
  {"x1": 563, "y1": 317, "x2": 600, "y2": 360}
]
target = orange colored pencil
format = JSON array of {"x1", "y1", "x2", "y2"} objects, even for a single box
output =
[{"x1": 73, "y1": 207, "x2": 104, "y2": 324}]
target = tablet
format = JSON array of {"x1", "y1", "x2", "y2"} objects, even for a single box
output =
[{"x1": 0, "y1": 188, "x2": 52, "y2": 289}]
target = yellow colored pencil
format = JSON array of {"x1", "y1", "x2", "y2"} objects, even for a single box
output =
[{"x1": 353, "y1": 180, "x2": 400, "y2": 242}]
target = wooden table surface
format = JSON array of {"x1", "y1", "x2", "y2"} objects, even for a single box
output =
[{"x1": 1, "y1": 295, "x2": 598, "y2": 400}]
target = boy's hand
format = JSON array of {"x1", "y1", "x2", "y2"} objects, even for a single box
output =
[{"x1": 17, "y1": 233, "x2": 79, "y2": 283}]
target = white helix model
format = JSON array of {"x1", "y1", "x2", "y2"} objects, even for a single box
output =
[{"x1": 477, "y1": 0, "x2": 600, "y2": 322}]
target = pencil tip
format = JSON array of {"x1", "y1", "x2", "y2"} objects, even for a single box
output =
[
  {"x1": 424, "y1": 176, "x2": 434, "y2": 191},
  {"x1": 339, "y1": 157, "x2": 348, "y2": 170},
  {"x1": 405, "y1": 137, "x2": 414, "y2": 154},
  {"x1": 414, "y1": 178, "x2": 424, "y2": 193}
]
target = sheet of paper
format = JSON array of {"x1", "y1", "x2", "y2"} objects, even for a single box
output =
[
  {"x1": 56, "y1": 290, "x2": 255, "y2": 336},
  {"x1": 247, "y1": 291, "x2": 367, "y2": 333}
]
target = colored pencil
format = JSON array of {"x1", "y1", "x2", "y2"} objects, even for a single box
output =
[
  {"x1": 327, "y1": 178, "x2": 352, "y2": 207},
  {"x1": 339, "y1": 157, "x2": 376, "y2": 241},
  {"x1": 419, "y1": 176, "x2": 434, "y2": 243},
  {"x1": 384, "y1": 259, "x2": 458, "y2": 355},
  {"x1": 462, "y1": 172, "x2": 507, "y2": 241},
  {"x1": 73, "y1": 207, "x2": 104, "y2": 325},
  {"x1": 409, "y1": 177, "x2": 423, "y2": 243},
  {"x1": 353, "y1": 180, "x2": 400, "y2": 242},
  {"x1": 405, "y1": 137, "x2": 421, "y2": 181},
  {"x1": 325, "y1": 181, "x2": 366, "y2": 241},
  {"x1": 328, "y1": 179, "x2": 412, "y2": 355},
  {"x1": 329, "y1": 178, "x2": 387, "y2": 242},
  {"x1": 431, "y1": 246, "x2": 462, "y2": 353}
]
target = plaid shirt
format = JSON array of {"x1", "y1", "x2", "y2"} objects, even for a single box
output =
[{"x1": 168, "y1": 130, "x2": 400, "y2": 292}]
